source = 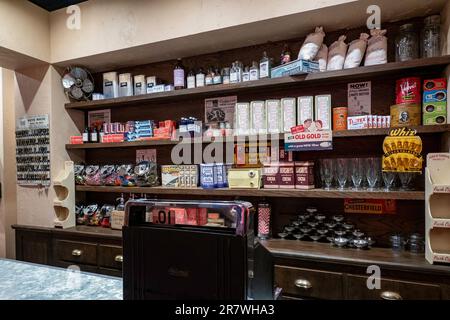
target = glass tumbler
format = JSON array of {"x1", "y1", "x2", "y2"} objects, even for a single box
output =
[
  {"x1": 350, "y1": 158, "x2": 364, "y2": 190},
  {"x1": 365, "y1": 157, "x2": 381, "y2": 190},
  {"x1": 382, "y1": 171, "x2": 396, "y2": 191},
  {"x1": 336, "y1": 158, "x2": 349, "y2": 190},
  {"x1": 321, "y1": 158, "x2": 335, "y2": 190}
]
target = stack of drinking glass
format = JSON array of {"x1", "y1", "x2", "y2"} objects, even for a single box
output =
[{"x1": 318, "y1": 158, "x2": 416, "y2": 191}]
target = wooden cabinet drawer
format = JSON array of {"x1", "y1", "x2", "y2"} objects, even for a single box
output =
[
  {"x1": 98, "y1": 245, "x2": 123, "y2": 270},
  {"x1": 275, "y1": 265, "x2": 343, "y2": 299},
  {"x1": 346, "y1": 275, "x2": 441, "y2": 300},
  {"x1": 442, "y1": 284, "x2": 450, "y2": 300},
  {"x1": 55, "y1": 240, "x2": 97, "y2": 266}
]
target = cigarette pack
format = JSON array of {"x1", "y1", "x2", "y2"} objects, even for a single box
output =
[
  {"x1": 235, "y1": 102, "x2": 250, "y2": 136},
  {"x1": 266, "y1": 100, "x2": 282, "y2": 134},
  {"x1": 347, "y1": 115, "x2": 368, "y2": 130},
  {"x1": 250, "y1": 101, "x2": 266, "y2": 134}
]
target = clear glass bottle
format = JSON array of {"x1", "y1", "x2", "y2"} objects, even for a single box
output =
[
  {"x1": 249, "y1": 61, "x2": 259, "y2": 81},
  {"x1": 205, "y1": 67, "x2": 213, "y2": 86},
  {"x1": 242, "y1": 66, "x2": 250, "y2": 82},
  {"x1": 259, "y1": 51, "x2": 271, "y2": 78},
  {"x1": 421, "y1": 15, "x2": 441, "y2": 58},
  {"x1": 230, "y1": 62, "x2": 239, "y2": 83},
  {"x1": 213, "y1": 67, "x2": 222, "y2": 84},
  {"x1": 195, "y1": 68, "x2": 205, "y2": 87},
  {"x1": 173, "y1": 58, "x2": 185, "y2": 90},
  {"x1": 395, "y1": 23, "x2": 419, "y2": 62},
  {"x1": 280, "y1": 44, "x2": 291, "y2": 65},
  {"x1": 187, "y1": 69, "x2": 196, "y2": 89},
  {"x1": 221, "y1": 67, "x2": 230, "y2": 84},
  {"x1": 235, "y1": 60, "x2": 243, "y2": 82}
]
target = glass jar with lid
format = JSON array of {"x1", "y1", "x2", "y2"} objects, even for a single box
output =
[
  {"x1": 408, "y1": 233, "x2": 425, "y2": 254},
  {"x1": 395, "y1": 23, "x2": 419, "y2": 62},
  {"x1": 421, "y1": 15, "x2": 441, "y2": 58}
]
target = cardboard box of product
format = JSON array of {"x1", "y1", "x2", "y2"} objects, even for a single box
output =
[
  {"x1": 423, "y1": 101, "x2": 447, "y2": 125},
  {"x1": 161, "y1": 165, "x2": 180, "y2": 187},
  {"x1": 314, "y1": 95, "x2": 332, "y2": 130}
]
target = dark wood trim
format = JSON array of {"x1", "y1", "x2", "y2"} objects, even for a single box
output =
[
  {"x1": 75, "y1": 185, "x2": 424, "y2": 200},
  {"x1": 65, "y1": 56, "x2": 450, "y2": 111},
  {"x1": 262, "y1": 239, "x2": 450, "y2": 276},
  {"x1": 12, "y1": 224, "x2": 122, "y2": 240}
]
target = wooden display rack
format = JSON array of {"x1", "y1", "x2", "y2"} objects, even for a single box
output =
[
  {"x1": 53, "y1": 161, "x2": 76, "y2": 229},
  {"x1": 425, "y1": 153, "x2": 450, "y2": 264}
]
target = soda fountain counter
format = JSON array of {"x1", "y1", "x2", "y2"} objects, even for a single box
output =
[{"x1": 122, "y1": 199, "x2": 275, "y2": 300}]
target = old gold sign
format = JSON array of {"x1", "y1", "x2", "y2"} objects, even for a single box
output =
[{"x1": 382, "y1": 128, "x2": 423, "y2": 173}]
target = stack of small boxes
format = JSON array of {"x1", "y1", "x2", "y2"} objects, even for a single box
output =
[
  {"x1": 423, "y1": 78, "x2": 447, "y2": 125},
  {"x1": 161, "y1": 165, "x2": 199, "y2": 188}
]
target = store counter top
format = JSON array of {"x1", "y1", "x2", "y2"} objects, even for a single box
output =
[{"x1": 0, "y1": 258, "x2": 122, "y2": 300}]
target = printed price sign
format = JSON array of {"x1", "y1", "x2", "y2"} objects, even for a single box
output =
[
  {"x1": 382, "y1": 127, "x2": 422, "y2": 172},
  {"x1": 284, "y1": 129, "x2": 333, "y2": 151}
]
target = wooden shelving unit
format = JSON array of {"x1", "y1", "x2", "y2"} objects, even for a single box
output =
[
  {"x1": 65, "y1": 56, "x2": 450, "y2": 111},
  {"x1": 76, "y1": 185, "x2": 424, "y2": 200},
  {"x1": 66, "y1": 125, "x2": 450, "y2": 150}
]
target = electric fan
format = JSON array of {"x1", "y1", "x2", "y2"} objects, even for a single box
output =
[{"x1": 61, "y1": 66, "x2": 94, "y2": 101}]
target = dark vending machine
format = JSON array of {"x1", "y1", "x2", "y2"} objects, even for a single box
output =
[{"x1": 123, "y1": 199, "x2": 274, "y2": 300}]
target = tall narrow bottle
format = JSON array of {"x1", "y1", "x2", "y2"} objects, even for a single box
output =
[
  {"x1": 249, "y1": 61, "x2": 259, "y2": 81},
  {"x1": 173, "y1": 58, "x2": 185, "y2": 90},
  {"x1": 187, "y1": 69, "x2": 196, "y2": 89},
  {"x1": 280, "y1": 44, "x2": 291, "y2": 64},
  {"x1": 259, "y1": 51, "x2": 271, "y2": 78}
]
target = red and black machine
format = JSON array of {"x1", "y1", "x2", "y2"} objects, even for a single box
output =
[{"x1": 123, "y1": 199, "x2": 275, "y2": 300}]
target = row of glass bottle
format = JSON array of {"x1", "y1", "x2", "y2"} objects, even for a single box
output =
[{"x1": 184, "y1": 53, "x2": 273, "y2": 89}]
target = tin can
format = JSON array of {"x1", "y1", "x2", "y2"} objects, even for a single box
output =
[
  {"x1": 332, "y1": 107, "x2": 348, "y2": 131},
  {"x1": 390, "y1": 103, "x2": 421, "y2": 127},
  {"x1": 396, "y1": 77, "x2": 421, "y2": 104}
]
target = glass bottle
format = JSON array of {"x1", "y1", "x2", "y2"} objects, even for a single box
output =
[
  {"x1": 235, "y1": 60, "x2": 243, "y2": 82},
  {"x1": 213, "y1": 67, "x2": 222, "y2": 84},
  {"x1": 249, "y1": 61, "x2": 259, "y2": 81},
  {"x1": 187, "y1": 69, "x2": 196, "y2": 89},
  {"x1": 90, "y1": 127, "x2": 98, "y2": 143},
  {"x1": 421, "y1": 15, "x2": 441, "y2": 58},
  {"x1": 221, "y1": 67, "x2": 230, "y2": 84},
  {"x1": 230, "y1": 62, "x2": 239, "y2": 83},
  {"x1": 116, "y1": 193, "x2": 125, "y2": 211},
  {"x1": 280, "y1": 44, "x2": 291, "y2": 65},
  {"x1": 195, "y1": 68, "x2": 205, "y2": 87},
  {"x1": 205, "y1": 67, "x2": 213, "y2": 86},
  {"x1": 99, "y1": 127, "x2": 104, "y2": 143},
  {"x1": 259, "y1": 51, "x2": 271, "y2": 78},
  {"x1": 82, "y1": 127, "x2": 90, "y2": 143},
  {"x1": 173, "y1": 58, "x2": 185, "y2": 90},
  {"x1": 395, "y1": 23, "x2": 419, "y2": 62},
  {"x1": 242, "y1": 66, "x2": 250, "y2": 82}
]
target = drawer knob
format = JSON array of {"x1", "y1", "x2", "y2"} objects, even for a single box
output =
[
  {"x1": 71, "y1": 249, "x2": 82, "y2": 257},
  {"x1": 115, "y1": 255, "x2": 123, "y2": 263},
  {"x1": 380, "y1": 291, "x2": 402, "y2": 300},
  {"x1": 295, "y1": 279, "x2": 312, "y2": 289}
]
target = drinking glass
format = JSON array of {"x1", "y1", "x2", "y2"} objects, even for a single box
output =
[
  {"x1": 399, "y1": 172, "x2": 415, "y2": 190},
  {"x1": 321, "y1": 158, "x2": 335, "y2": 190},
  {"x1": 365, "y1": 157, "x2": 381, "y2": 190},
  {"x1": 336, "y1": 158, "x2": 349, "y2": 190},
  {"x1": 382, "y1": 171, "x2": 396, "y2": 191},
  {"x1": 350, "y1": 158, "x2": 364, "y2": 190}
]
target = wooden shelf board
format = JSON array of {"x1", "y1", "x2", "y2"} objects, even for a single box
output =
[
  {"x1": 75, "y1": 185, "x2": 424, "y2": 200},
  {"x1": 66, "y1": 125, "x2": 450, "y2": 149},
  {"x1": 261, "y1": 240, "x2": 450, "y2": 275},
  {"x1": 65, "y1": 56, "x2": 450, "y2": 111}
]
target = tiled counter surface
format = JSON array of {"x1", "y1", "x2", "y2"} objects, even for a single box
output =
[{"x1": 0, "y1": 258, "x2": 122, "y2": 300}]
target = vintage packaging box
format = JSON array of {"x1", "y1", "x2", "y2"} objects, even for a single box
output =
[
  {"x1": 423, "y1": 78, "x2": 447, "y2": 91},
  {"x1": 347, "y1": 115, "x2": 368, "y2": 130},
  {"x1": 314, "y1": 95, "x2": 332, "y2": 130},
  {"x1": 423, "y1": 90, "x2": 447, "y2": 103},
  {"x1": 390, "y1": 103, "x2": 421, "y2": 127},
  {"x1": 235, "y1": 102, "x2": 251, "y2": 136},
  {"x1": 250, "y1": 101, "x2": 266, "y2": 134},
  {"x1": 423, "y1": 101, "x2": 447, "y2": 125},
  {"x1": 133, "y1": 75, "x2": 146, "y2": 95},
  {"x1": 263, "y1": 164, "x2": 279, "y2": 188},
  {"x1": 294, "y1": 161, "x2": 315, "y2": 189},
  {"x1": 297, "y1": 96, "x2": 314, "y2": 126},
  {"x1": 161, "y1": 165, "x2": 180, "y2": 187},
  {"x1": 266, "y1": 100, "x2": 282, "y2": 134},
  {"x1": 278, "y1": 162, "x2": 295, "y2": 189},
  {"x1": 281, "y1": 98, "x2": 296, "y2": 133}
]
